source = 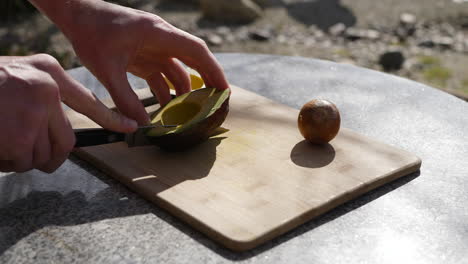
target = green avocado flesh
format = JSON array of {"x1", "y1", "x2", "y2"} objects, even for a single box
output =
[{"x1": 146, "y1": 87, "x2": 230, "y2": 151}]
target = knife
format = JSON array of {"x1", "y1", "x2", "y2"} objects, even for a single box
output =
[{"x1": 74, "y1": 125, "x2": 177, "y2": 148}]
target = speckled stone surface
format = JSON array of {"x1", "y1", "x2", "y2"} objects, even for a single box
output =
[{"x1": 1, "y1": 54, "x2": 467, "y2": 263}]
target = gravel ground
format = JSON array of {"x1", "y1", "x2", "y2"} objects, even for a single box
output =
[{"x1": 1, "y1": 0, "x2": 467, "y2": 100}]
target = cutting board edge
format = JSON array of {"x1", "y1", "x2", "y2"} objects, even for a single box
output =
[
  {"x1": 226, "y1": 156, "x2": 421, "y2": 251},
  {"x1": 224, "y1": 156, "x2": 421, "y2": 251},
  {"x1": 73, "y1": 148, "x2": 421, "y2": 252}
]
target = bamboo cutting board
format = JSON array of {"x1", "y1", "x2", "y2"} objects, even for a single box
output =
[{"x1": 67, "y1": 86, "x2": 421, "y2": 251}]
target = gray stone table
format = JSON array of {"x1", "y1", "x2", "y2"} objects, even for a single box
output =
[{"x1": 1, "y1": 53, "x2": 467, "y2": 263}]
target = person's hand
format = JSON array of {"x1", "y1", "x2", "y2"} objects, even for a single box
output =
[
  {"x1": 0, "y1": 54, "x2": 137, "y2": 173},
  {"x1": 39, "y1": 0, "x2": 230, "y2": 125}
]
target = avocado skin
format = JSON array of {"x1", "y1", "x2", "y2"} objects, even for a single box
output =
[{"x1": 148, "y1": 97, "x2": 230, "y2": 151}]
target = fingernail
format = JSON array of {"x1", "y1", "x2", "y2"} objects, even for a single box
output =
[{"x1": 125, "y1": 118, "x2": 138, "y2": 130}]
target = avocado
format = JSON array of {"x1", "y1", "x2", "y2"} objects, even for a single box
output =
[{"x1": 146, "y1": 87, "x2": 230, "y2": 151}]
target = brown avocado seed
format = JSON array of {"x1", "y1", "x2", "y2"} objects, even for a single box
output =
[{"x1": 298, "y1": 99, "x2": 341, "y2": 144}]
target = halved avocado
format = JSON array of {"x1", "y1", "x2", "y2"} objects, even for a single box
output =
[{"x1": 146, "y1": 87, "x2": 230, "y2": 151}]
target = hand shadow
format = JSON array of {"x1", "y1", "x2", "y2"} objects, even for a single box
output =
[{"x1": 0, "y1": 136, "x2": 225, "y2": 255}]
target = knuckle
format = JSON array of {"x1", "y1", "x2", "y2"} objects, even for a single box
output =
[
  {"x1": 194, "y1": 37, "x2": 209, "y2": 50},
  {"x1": 41, "y1": 81, "x2": 61, "y2": 101},
  {"x1": 32, "y1": 53, "x2": 61, "y2": 71}
]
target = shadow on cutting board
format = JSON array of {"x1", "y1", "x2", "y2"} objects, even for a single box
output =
[
  {"x1": 290, "y1": 141, "x2": 336, "y2": 168},
  {"x1": 117, "y1": 136, "x2": 226, "y2": 195}
]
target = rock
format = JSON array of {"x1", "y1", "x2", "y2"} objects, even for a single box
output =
[
  {"x1": 418, "y1": 40, "x2": 435, "y2": 48},
  {"x1": 314, "y1": 30, "x2": 325, "y2": 40},
  {"x1": 308, "y1": 25, "x2": 325, "y2": 40},
  {"x1": 225, "y1": 34, "x2": 236, "y2": 43},
  {"x1": 249, "y1": 29, "x2": 272, "y2": 41},
  {"x1": 329, "y1": 23, "x2": 346, "y2": 36},
  {"x1": 205, "y1": 34, "x2": 223, "y2": 46},
  {"x1": 200, "y1": 0, "x2": 263, "y2": 24},
  {"x1": 345, "y1": 28, "x2": 380, "y2": 41},
  {"x1": 303, "y1": 37, "x2": 316, "y2": 46},
  {"x1": 418, "y1": 36, "x2": 454, "y2": 49},
  {"x1": 216, "y1": 26, "x2": 231, "y2": 36},
  {"x1": 395, "y1": 26, "x2": 415, "y2": 40},
  {"x1": 236, "y1": 26, "x2": 250, "y2": 40},
  {"x1": 403, "y1": 57, "x2": 423, "y2": 71},
  {"x1": 440, "y1": 22, "x2": 456, "y2": 36},
  {"x1": 454, "y1": 42, "x2": 465, "y2": 52},
  {"x1": 378, "y1": 51, "x2": 405, "y2": 71},
  {"x1": 396, "y1": 13, "x2": 417, "y2": 40},
  {"x1": 400, "y1": 13, "x2": 417, "y2": 26},
  {"x1": 276, "y1": 34, "x2": 287, "y2": 44}
]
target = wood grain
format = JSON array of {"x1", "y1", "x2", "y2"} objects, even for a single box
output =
[{"x1": 67, "y1": 86, "x2": 421, "y2": 251}]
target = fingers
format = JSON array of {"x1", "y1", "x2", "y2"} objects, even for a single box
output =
[
  {"x1": 104, "y1": 69, "x2": 150, "y2": 125},
  {"x1": 56, "y1": 68, "x2": 139, "y2": 132},
  {"x1": 11, "y1": 149, "x2": 33, "y2": 173},
  {"x1": 184, "y1": 51, "x2": 229, "y2": 91},
  {"x1": 162, "y1": 59, "x2": 191, "y2": 96},
  {"x1": 38, "y1": 101, "x2": 75, "y2": 173},
  {"x1": 32, "y1": 121, "x2": 51, "y2": 170},
  {"x1": 146, "y1": 72, "x2": 172, "y2": 107},
  {"x1": 169, "y1": 32, "x2": 229, "y2": 91},
  {"x1": 0, "y1": 161, "x2": 14, "y2": 173},
  {"x1": 145, "y1": 27, "x2": 229, "y2": 91}
]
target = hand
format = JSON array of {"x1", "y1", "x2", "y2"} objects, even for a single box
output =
[
  {"x1": 54, "y1": 0, "x2": 230, "y2": 125},
  {"x1": 0, "y1": 54, "x2": 137, "y2": 173}
]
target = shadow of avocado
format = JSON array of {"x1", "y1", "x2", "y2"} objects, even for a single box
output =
[
  {"x1": 128, "y1": 137, "x2": 227, "y2": 194},
  {"x1": 290, "y1": 140, "x2": 336, "y2": 168}
]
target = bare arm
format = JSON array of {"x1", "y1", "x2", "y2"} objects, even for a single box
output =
[{"x1": 29, "y1": 0, "x2": 230, "y2": 124}]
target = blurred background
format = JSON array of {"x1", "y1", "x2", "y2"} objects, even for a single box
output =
[{"x1": 1, "y1": 0, "x2": 467, "y2": 100}]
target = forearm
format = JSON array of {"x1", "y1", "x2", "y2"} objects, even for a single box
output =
[{"x1": 28, "y1": 0, "x2": 109, "y2": 40}]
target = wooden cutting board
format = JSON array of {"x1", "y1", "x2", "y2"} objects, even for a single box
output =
[{"x1": 67, "y1": 86, "x2": 421, "y2": 251}]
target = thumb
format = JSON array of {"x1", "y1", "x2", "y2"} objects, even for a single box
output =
[{"x1": 56, "y1": 71, "x2": 138, "y2": 133}]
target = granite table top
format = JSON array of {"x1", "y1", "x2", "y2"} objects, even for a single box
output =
[{"x1": 1, "y1": 53, "x2": 467, "y2": 263}]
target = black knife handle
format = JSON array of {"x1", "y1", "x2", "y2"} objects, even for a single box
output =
[{"x1": 74, "y1": 128, "x2": 125, "y2": 148}]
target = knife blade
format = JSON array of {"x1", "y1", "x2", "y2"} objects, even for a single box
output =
[{"x1": 74, "y1": 125, "x2": 177, "y2": 148}]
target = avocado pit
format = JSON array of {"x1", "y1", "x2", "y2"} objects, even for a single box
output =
[{"x1": 298, "y1": 99, "x2": 341, "y2": 144}]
